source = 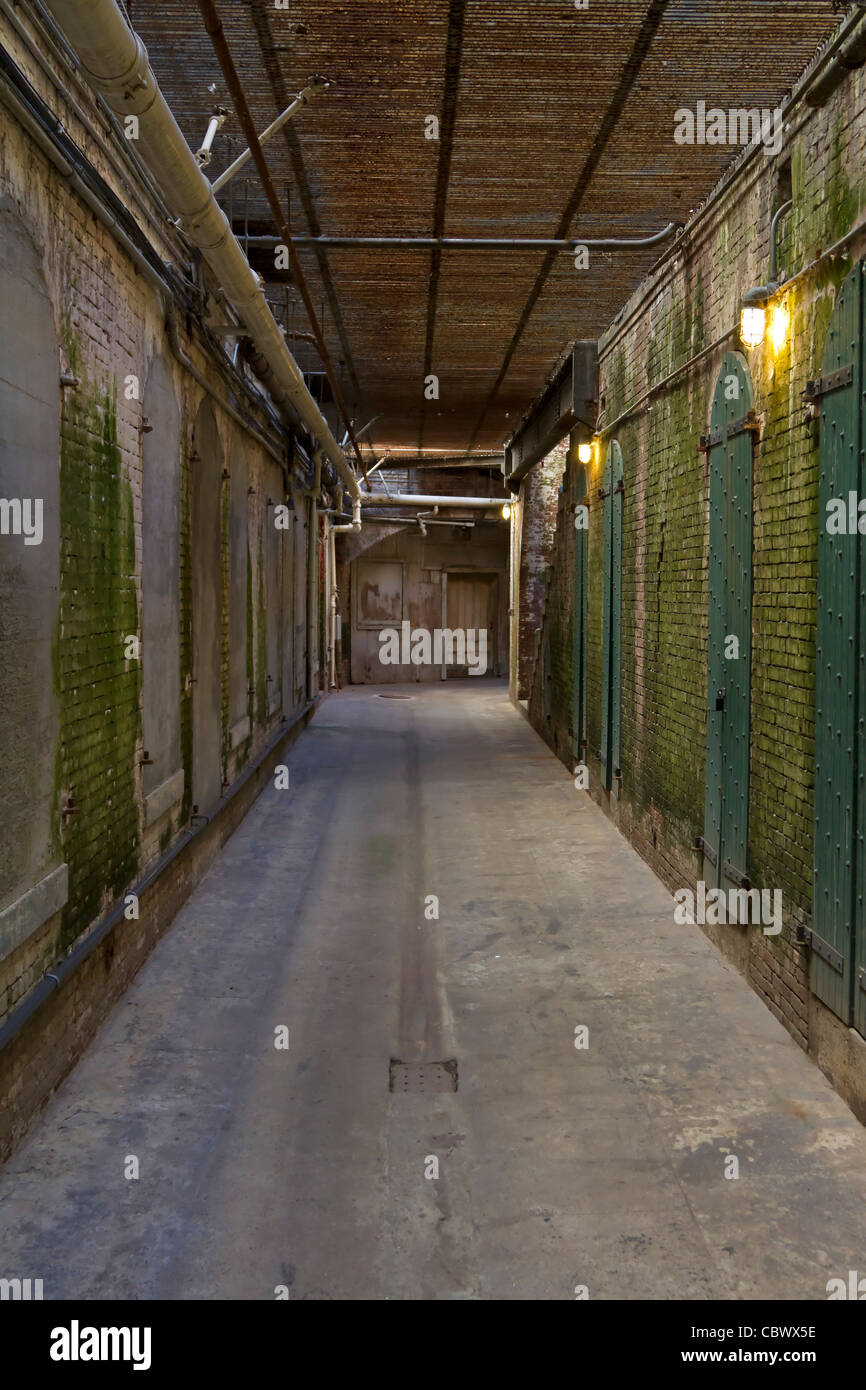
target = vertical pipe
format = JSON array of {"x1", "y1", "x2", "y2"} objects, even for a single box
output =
[
  {"x1": 329, "y1": 524, "x2": 338, "y2": 689},
  {"x1": 323, "y1": 515, "x2": 332, "y2": 691},
  {"x1": 306, "y1": 456, "x2": 321, "y2": 700}
]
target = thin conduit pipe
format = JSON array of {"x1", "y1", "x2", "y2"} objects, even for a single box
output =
[
  {"x1": 597, "y1": 328, "x2": 738, "y2": 439},
  {"x1": 2, "y1": 0, "x2": 179, "y2": 234},
  {"x1": 195, "y1": 0, "x2": 364, "y2": 478},
  {"x1": 361, "y1": 493, "x2": 507, "y2": 509},
  {"x1": 598, "y1": 208, "x2": 866, "y2": 442},
  {"x1": 211, "y1": 79, "x2": 328, "y2": 194},
  {"x1": 166, "y1": 313, "x2": 287, "y2": 473},
  {"x1": 244, "y1": 226, "x2": 678, "y2": 252},
  {"x1": 43, "y1": 0, "x2": 360, "y2": 503},
  {"x1": 306, "y1": 456, "x2": 322, "y2": 701},
  {"x1": 770, "y1": 200, "x2": 794, "y2": 284}
]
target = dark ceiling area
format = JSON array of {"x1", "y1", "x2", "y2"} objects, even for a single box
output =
[{"x1": 128, "y1": 0, "x2": 842, "y2": 462}]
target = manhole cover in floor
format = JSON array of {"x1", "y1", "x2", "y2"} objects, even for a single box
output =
[{"x1": 389, "y1": 1059, "x2": 458, "y2": 1093}]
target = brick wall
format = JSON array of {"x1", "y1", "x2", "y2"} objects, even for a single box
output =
[
  {"x1": 516, "y1": 443, "x2": 567, "y2": 699},
  {"x1": 523, "y1": 49, "x2": 866, "y2": 1107}
]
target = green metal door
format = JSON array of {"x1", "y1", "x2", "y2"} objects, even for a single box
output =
[
  {"x1": 814, "y1": 262, "x2": 863, "y2": 1026},
  {"x1": 600, "y1": 441, "x2": 623, "y2": 790},
  {"x1": 572, "y1": 460, "x2": 588, "y2": 765},
  {"x1": 703, "y1": 353, "x2": 753, "y2": 895}
]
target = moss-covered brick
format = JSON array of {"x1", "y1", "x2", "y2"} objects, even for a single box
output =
[{"x1": 56, "y1": 366, "x2": 140, "y2": 951}]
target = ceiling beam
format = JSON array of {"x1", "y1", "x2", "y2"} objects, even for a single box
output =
[
  {"x1": 503, "y1": 342, "x2": 598, "y2": 489},
  {"x1": 418, "y1": 0, "x2": 467, "y2": 455},
  {"x1": 247, "y1": 0, "x2": 367, "y2": 429},
  {"x1": 464, "y1": 0, "x2": 671, "y2": 455}
]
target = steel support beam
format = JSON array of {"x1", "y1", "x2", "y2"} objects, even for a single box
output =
[{"x1": 503, "y1": 342, "x2": 598, "y2": 489}]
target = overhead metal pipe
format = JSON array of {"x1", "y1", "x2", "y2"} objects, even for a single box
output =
[
  {"x1": 331, "y1": 497, "x2": 362, "y2": 534},
  {"x1": 211, "y1": 77, "x2": 331, "y2": 193},
  {"x1": 195, "y1": 0, "x2": 365, "y2": 475},
  {"x1": 306, "y1": 455, "x2": 322, "y2": 701},
  {"x1": 244, "y1": 225, "x2": 679, "y2": 253},
  {"x1": 42, "y1": 0, "x2": 361, "y2": 502},
  {"x1": 361, "y1": 493, "x2": 506, "y2": 510},
  {"x1": 195, "y1": 105, "x2": 227, "y2": 167}
]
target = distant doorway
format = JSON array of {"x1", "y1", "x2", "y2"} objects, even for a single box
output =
[{"x1": 443, "y1": 572, "x2": 498, "y2": 679}]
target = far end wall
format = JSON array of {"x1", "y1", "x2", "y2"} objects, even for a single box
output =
[{"x1": 344, "y1": 521, "x2": 509, "y2": 685}]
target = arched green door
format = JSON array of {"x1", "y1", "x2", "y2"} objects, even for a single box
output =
[
  {"x1": 600, "y1": 440, "x2": 623, "y2": 790},
  {"x1": 814, "y1": 260, "x2": 865, "y2": 1030},
  {"x1": 703, "y1": 353, "x2": 754, "y2": 895}
]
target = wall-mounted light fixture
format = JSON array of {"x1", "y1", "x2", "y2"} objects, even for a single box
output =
[
  {"x1": 577, "y1": 441, "x2": 593, "y2": 466},
  {"x1": 740, "y1": 199, "x2": 794, "y2": 351},
  {"x1": 501, "y1": 503, "x2": 512, "y2": 520},
  {"x1": 740, "y1": 287, "x2": 768, "y2": 348}
]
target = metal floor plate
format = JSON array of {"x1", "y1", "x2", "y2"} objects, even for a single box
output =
[{"x1": 389, "y1": 1059, "x2": 458, "y2": 1093}]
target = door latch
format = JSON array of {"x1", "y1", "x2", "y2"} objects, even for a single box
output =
[{"x1": 715, "y1": 688, "x2": 726, "y2": 711}]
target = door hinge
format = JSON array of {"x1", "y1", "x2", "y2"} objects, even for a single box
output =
[
  {"x1": 700, "y1": 411, "x2": 759, "y2": 450},
  {"x1": 726, "y1": 410, "x2": 760, "y2": 440},
  {"x1": 797, "y1": 925, "x2": 845, "y2": 974},
  {"x1": 722, "y1": 860, "x2": 751, "y2": 890},
  {"x1": 804, "y1": 364, "x2": 854, "y2": 401},
  {"x1": 694, "y1": 835, "x2": 718, "y2": 867}
]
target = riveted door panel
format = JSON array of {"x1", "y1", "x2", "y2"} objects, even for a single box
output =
[
  {"x1": 600, "y1": 441, "x2": 623, "y2": 791},
  {"x1": 572, "y1": 462, "x2": 588, "y2": 764},
  {"x1": 601, "y1": 448, "x2": 613, "y2": 787},
  {"x1": 815, "y1": 263, "x2": 861, "y2": 1025},
  {"x1": 610, "y1": 442, "x2": 624, "y2": 786},
  {"x1": 855, "y1": 262, "x2": 866, "y2": 1037}
]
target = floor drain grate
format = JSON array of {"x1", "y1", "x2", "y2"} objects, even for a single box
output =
[
  {"x1": 389, "y1": 1059, "x2": 458, "y2": 1093},
  {"x1": 376, "y1": 693, "x2": 412, "y2": 700}
]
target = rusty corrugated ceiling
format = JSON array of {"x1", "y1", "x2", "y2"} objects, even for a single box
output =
[{"x1": 126, "y1": 0, "x2": 844, "y2": 460}]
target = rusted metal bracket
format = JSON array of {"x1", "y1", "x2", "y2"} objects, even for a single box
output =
[{"x1": 804, "y1": 364, "x2": 854, "y2": 401}]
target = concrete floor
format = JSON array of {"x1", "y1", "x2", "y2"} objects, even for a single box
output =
[{"x1": 2, "y1": 681, "x2": 866, "y2": 1300}]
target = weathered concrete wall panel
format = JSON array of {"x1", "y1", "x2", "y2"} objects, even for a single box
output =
[
  {"x1": 0, "y1": 201, "x2": 61, "y2": 918},
  {"x1": 191, "y1": 400, "x2": 223, "y2": 815},
  {"x1": 141, "y1": 353, "x2": 182, "y2": 814}
]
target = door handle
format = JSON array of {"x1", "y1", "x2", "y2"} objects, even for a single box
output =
[{"x1": 715, "y1": 688, "x2": 726, "y2": 711}]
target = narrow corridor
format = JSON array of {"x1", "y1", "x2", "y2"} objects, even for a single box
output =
[{"x1": 1, "y1": 684, "x2": 865, "y2": 1301}]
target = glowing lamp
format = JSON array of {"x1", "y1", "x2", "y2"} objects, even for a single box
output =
[{"x1": 740, "y1": 304, "x2": 766, "y2": 348}]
